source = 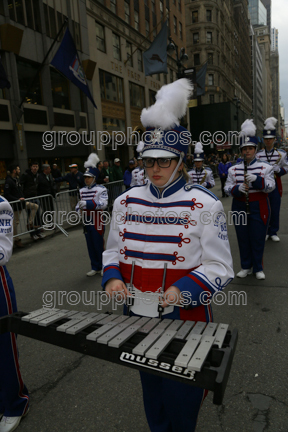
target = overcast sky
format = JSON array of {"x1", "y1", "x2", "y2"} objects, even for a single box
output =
[{"x1": 272, "y1": 0, "x2": 288, "y2": 127}]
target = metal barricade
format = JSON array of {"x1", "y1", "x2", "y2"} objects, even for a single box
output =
[
  {"x1": 54, "y1": 189, "x2": 81, "y2": 232},
  {"x1": 105, "y1": 180, "x2": 125, "y2": 211},
  {"x1": 9, "y1": 194, "x2": 69, "y2": 239}
]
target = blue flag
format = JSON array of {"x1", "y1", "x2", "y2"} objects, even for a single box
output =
[
  {"x1": 143, "y1": 22, "x2": 168, "y2": 76},
  {"x1": 196, "y1": 62, "x2": 207, "y2": 96},
  {"x1": 0, "y1": 57, "x2": 11, "y2": 90},
  {"x1": 51, "y1": 28, "x2": 97, "y2": 108}
]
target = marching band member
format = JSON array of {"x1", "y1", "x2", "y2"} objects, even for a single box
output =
[
  {"x1": 76, "y1": 153, "x2": 108, "y2": 277},
  {"x1": 188, "y1": 142, "x2": 215, "y2": 189},
  {"x1": 256, "y1": 117, "x2": 288, "y2": 241},
  {"x1": 0, "y1": 196, "x2": 29, "y2": 432},
  {"x1": 218, "y1": 153, "x2": 232, "y2": 197},
  {"x1": 225, "y1": 120, "x2": 275, "y2": 280},
  {"x1": 130, "y1": 143, "x2": 144, "y2": 187},
  {"x1": 102, "y1": 79, "x2": 234, "y2": 432}
]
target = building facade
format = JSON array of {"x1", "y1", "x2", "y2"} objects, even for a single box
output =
[
  {"x1": 254, "y1": 25, "x2": 272, "y2": 120},
  {"x1": 86, "y1": 0, "x2": 187, "y2": 165},
  {"x1": 271, "y1": 27, "x2": 278, "y2": 52},
  {"x1": 250, "y1": 25, "x2": 263, "y2": 133},
  {"x1": 270, "y1": 50, "x2": 280, "y2": 133},
  {"x1": 0, "y1": 0, "x2": 96, "y2": 191},
  {"x1": 260, "y1": 0, "x2": 271, "y2": 35},
  {"x1": 248, "y1": 0, "x2": 267, "y2": 26}
]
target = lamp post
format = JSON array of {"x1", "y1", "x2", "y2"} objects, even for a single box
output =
[
  {"x1": 233, "y1": 96, "x2": 240, "y2": 131},
  {"x1": 167, "y1": 36, "x2": 188, "y2": 79}
]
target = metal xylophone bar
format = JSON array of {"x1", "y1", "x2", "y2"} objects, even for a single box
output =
[{"x1": 0, "y1": 309, "x2": 238, "y2": 405}]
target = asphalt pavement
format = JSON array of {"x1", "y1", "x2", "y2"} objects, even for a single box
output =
[{"x1": 5, "y1": 175, "x2": 288, "y2": 432}]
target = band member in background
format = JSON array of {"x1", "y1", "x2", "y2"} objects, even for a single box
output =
[
  {"x1": 102, "y1": 79, "x2": 234, "y2": 432},
  {"x1": 218, "y1": 153, "x2": 232, "y2": 197},
  {"x1": 0, "y1": 196, "x2": 29, "y2": 432},
  {"x1": 76, "y1": 154, "x2": 108, "y2": 277},
  {"x1": 130, "y1": 144, "x2": 144, "y2": 187},
  {"x1": 188, "y1": 142, "x2": 215, "y2": 189},
  {"x1": 225, "y1": 119, "x2": 275, "y2": 280},
  {"x1": 256, "y1": 117, "x2": 288, "y2": 241}
]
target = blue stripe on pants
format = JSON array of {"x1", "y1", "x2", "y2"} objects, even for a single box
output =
[
  {"x1": 0, "y1": 266, "x2": 29, "y2": 416},
  {"x1": 268, "y1": 187, "x2": 281, "y2": 236}
]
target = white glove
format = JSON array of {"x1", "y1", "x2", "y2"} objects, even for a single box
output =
[
  {"x1": 245, "y1": 173, "x2": 257, "y2": 183},
  {"x1": 273, "y1": 164, "x2": 281, "y2": 173},
  {"x1": 239, "y1": 183, "x2": 247, "y2": 193},
  {"x1": 78, "y1": 200, "x2": 87, "y2": 209},
  {"x1": 202, "y1": 182, "x2": 207, "y2": 188}
]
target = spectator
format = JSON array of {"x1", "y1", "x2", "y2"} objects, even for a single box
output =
[
  {"x1": 185, "y1": 154, "x2": 194, "y2": 170},
  {"x1": 123, "y1": 159, "x2": 135, "y2": 189},
  {"x1": 4, "y1": 165, "x2": 39, "y2": 248},
  {"x1": 51, "y1": 163, "x2": 61, "y2": 193},
  {"x1": 96, "y1": 161, "x2": 109, "y2": 184},
  {"x1": 54, "y1": 163, "x2": 85, "y2": 209},
  {"x1": 109, "y1": 158, "x2": 123, "y2": 182},
  {"x1": 102, "y1": 161, "x2": 110, "y2": 181},
  {"x1": 20, "y1": 162, "x2": 43, "y2": 241},
  {"x1": 38, "y1": 164, "x2": 55, "y2": 220},
  {"x1": 218, "y1": 154, "x2": 232, "y2": 197}
]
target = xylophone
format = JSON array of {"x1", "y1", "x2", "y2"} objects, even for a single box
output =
[{"x1": 0, "y1": 309, "x2": 238, "y2": 405}]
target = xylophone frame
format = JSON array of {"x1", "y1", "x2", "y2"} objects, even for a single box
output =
[{"x1": 0, "y1": 312, "x2": 238, "y2": 405}]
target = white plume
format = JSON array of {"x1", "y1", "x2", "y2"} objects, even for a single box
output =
[
  {"x1": 136, "y1": 141, "x2": 145, "y2": 153},
  {"x1": 194, "y1": 142, "x2": 203, "y2": 153},
  {"x1": 240, "y1": 119, "x2": 256, "y2": 137},
  {"x1": 140, "y1": 79, "x2": 193, "y2": 130},
  {"x1": 84, "y1": 153, "x2": 100, "y2": 168},
  {"x1": 264, "y1": 117, "x2": 277, "y2": 129}
]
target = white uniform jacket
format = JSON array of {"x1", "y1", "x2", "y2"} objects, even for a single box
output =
[
  {"x1": 102, "y1": 176, "x2": 234, "y2": 321},
  {"x1": 188, "y1": 167, "x2": 215, "y2": 189},
  {"x1": 256, "y1": 148, "x2": 288, "y2": 175},
  {"x1": 136, "y1": 169, "x2": 148, "y2": 186},
  {"x1": 76, "y1": 184, "x2": 108, "y2": 232},
  {"x1": 224, "y1": 158, "x2": 275, "y2": 196},
  {"x1": 0, "y1": 196, "x2": 13, "y2": 266},
  {"x1": 130, "y1": 167, "x2": 141, "y2": 187}
]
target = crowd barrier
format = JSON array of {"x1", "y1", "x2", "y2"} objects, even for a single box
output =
[{"x1": 8, "y1": 180, "x2": 125, "y2": 240}]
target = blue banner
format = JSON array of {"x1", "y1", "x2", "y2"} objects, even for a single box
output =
[
  {"x1": 51, "y1": 28, "x2": 97, "y2": 108},
  {"x1": 143, "y1": 22, "x2": 168, "y2": 76},
  {"x1": 196, "y1": 62, "x2": 207, "y2": 97}
]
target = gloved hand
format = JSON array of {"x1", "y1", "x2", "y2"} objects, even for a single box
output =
[
  {"x1": 273, "y1": 164, "x2": 281, "y2": 173},
  {"x1": 239, "y1": 183, "x2": 247, "y2": 193},
  {"x1": 78, "y1": 200, "x2": 87, "y2": 209},
  {"x1": 202, "y1": 182, "x2": 207, "y2": 188},
  {"x1": 245, "y1": 173, "x2": 257, "y2": 183}
]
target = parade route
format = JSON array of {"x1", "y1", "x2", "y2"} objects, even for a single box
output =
[{"x1": 6, "y1": 176, "x2": 288, "y2": 432}]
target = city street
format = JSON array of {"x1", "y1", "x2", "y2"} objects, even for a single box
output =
[{"x1": 5, "y1": 176, "x2": 288, "y2": 432}]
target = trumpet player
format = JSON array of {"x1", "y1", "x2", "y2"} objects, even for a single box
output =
[
  {"x1": 256, "y1": 117, "x2": 288, "y2": 241},
  {"x1": 225, "y1": 120, "x2": 275, "y2": 280}
]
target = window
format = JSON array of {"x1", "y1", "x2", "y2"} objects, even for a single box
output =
[
  {"x1": 193, "y1": 32, "x2": 199, "y2": 44},
  {"x1": 49, "y1": 6, "x2": 57, "y2": 38},
  {"x1": 170, "y1": 69, "x2": 173, "y2": 82},
  {"x1": 153, "y1": 28, "x2": 157, "y2": 38},
  {"x1": 178, "y1": 0, "x2": 181, "y2": 11},
  {"x1": 151, "y1": 0, "x2": 155, "y2": 13},
  {"x1": 126, "y1": 40, "x2": 133, "y2": 67},
  {"x1": 208, "y1": 74, "x2": 214, "y2": 86},
  {"x1": 166, "y1": 8, "x2": 170, "y2": 30},
  {"x1": 96, "y1": 22, "x2": 106, "y2": 52},
  {"x1": 137, "y1": 49, "x2": 143, "y2": 72},
  {"x1": 99, "y1": 70, "x2": 124, "y2": 103},
  {"x1": 208, "y1": 53, "x2": 213, "y2": 65},
  {"x1": 173, "y1": 16, "x2": 177, "y2": 34},
  {"x1": 50, "y1": 68, "x2": 70, "y2": 109},
  {"x1": 111, "y1": 0, "x2": 117, "y2": 14},
  {"x1": 163, "y1": 74, "x2": 167, "y2": 84},
  {"x1": 145, "y1": 19, "x2": 149, "y2": 37},
  {"x1": 206, "y1": 9, "x2": 212, "y2": 22},
  {"x1": 179, "y1": 22, "x2": 183, "y2": 40},
  {"x1": 32, "y1": 0, "x2": 41, "y2": 32},
  {"x1": 112, "y1": 33, "x2": 121, "y2": 60},
  {"x1": 8, "y1": 0, "x2": 42, "y2": 31},
  {"x1": 17, "y1": 58, "x2": 42, "y2": 105},
  {"x1": 130, "y1": 82, "x2": 145, "y2": 108},
  {"x1": 0, "y1": 1, "x2": 4, "y2": 15},
  {"x1": 207, "y1": 31, "x2": 212, "y2": 43},
  {"x1": 194, "y1": 53, "x2": 200, "y2": 66},
  {"x1": 160, "y1": 1, "x2": 163, "y2": 20},
  {"x1": 192, "y1": 11, "x2": 198, "y2": 23},
  {"x1": 124, "y1": 0, "x2": 130, "y2": 24},
  {"x1": 134, "y1": 10, "x2": 139, "y2": 31},
  {"x1": 209, "y1": 94, "x2": 214, "y2": 104}
]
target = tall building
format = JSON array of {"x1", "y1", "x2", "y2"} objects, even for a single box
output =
[
  {"x1": 86, "y1": 0, "x2": 187, "y2": 163},
  {"x1": 261, "y1": 0, "x2": 271, "y2": 35},
  {"x1": 271, "y1": 28, "x2": 278, "y2": 52},
  {"x1": 270, "y1": 50, "x2": 280, "y2": 133},
  {"x1": 250, "y1": 25, "x2": 263, "y2": 132},
  {"x1": 248, "y1": 0, "x2": 267, "y2": 26},
  {"x1": 254, "y1": 25, "x2": 272, "y2": 119}
]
